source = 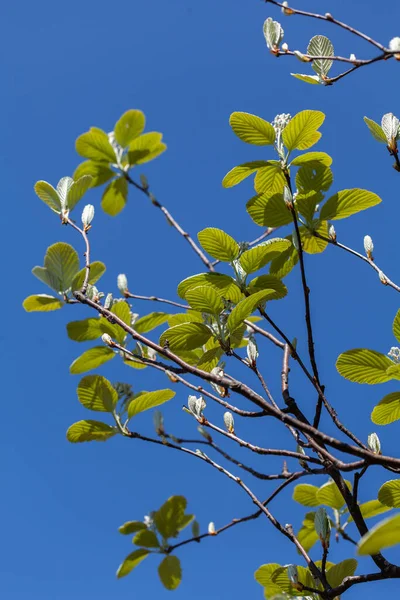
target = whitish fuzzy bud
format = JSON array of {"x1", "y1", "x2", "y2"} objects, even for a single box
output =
[
  {"x1": 104, "y1": 293, "x2": 113, "y2": 309},
  {"x1": 223, "y1": 411, "x2": 235, "y2": 433},
  {"x1": 143, "y1": 514, "x2": 154, "y2": 528},
  {"x1": 147, "y1": 347, "x2": 157, "y2": 361},
  {"x1": 296, "y1": 444, "x2": 308, "y2": 469},
  {"x1": 153, "y1": 410, "x2": 164, "y2": 435},
  {"x1": 117, "y1": 273, "x2": 129, "y2": 294},
  {"x1": 349, "y1": 53, "x2": 356, "y2": 62},
  {"x1": 210, "y1": 367, "x2": 227, "y2": 398},
  {"x1": 328, "y1": 224, "x2": 336, "y2": 241},
  {"x1": 368, "y1": 432, "x2": 381, "y2": 454},
  {"x1": 87, "y1": 285, "x2": 99, "y2": 301},
  {"x1": 314, "y1": 507, "x2": 331, "y2": 548},
  {"x1": 293, "y1": 50, "x2": 310, "y2": 62},
  {"x1": 246, "y1": 336, "x2": 259, "y2": 366},
  {"x1": 378, "y1": 270, "x2": 388, "y2": 285},
  {"x1": 283, "y1": 185, "x2": 293, "y2": 206},
  {"x1": 208, "y1": 522, "x2": 216, "y2": 535},
  {"x1": 187, "y1": 395, "x2": 206, "y2": 418},
  {"x1": 292, "y1": 231, "x2": 300, "y2": 251},
  {"x1": 272, "y1": 113, "x2": 291, "y2": 133},
  {"x1": 101, "y1": 333, "x2": 113, "y2": 346},
  {"x1": 287, "y1": 564, "x2": 299, "y2": 585},
  {"x1": 389, "y1": 37, "x2": 400, "y2": 52},
  {"x1": 388, "y1": 346, "x2": 400, "y2": 363},
  {"x1": 363, "y1": 235, "x2": 374, "y2": 259},
  {"x1": 81, "y1": 204, "x2": 95, "y2": 228},
  {"x1": 263, "y1": 17, "x2": 284, "y2": 51},
  {"x1": 197, "y1": 426, "x2": 212, "y2": 442},
  {"x1": 281, "y1": 42, "x2": 289, "y2": 52}
]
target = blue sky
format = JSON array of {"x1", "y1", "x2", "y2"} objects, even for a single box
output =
[{"x1": 3, "y1": 0, "x2": 400, "y2": 598}]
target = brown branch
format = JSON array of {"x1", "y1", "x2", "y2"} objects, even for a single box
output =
[
  {"x1": 124, "y1": 172, "x2": 215, "y2": 271},
  {"x1": 244, "y1": 319, "x2": 285, "y2": 348},
  {"x1": 124, "y1": 292, "x2": 189, "y2": 310}
]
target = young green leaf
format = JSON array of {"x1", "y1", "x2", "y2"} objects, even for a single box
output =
[
  {"x1": 291, "y1": 73, "x2": 321, "y2": 85},
  {"x1": 196, "y1": 347, "x2": 224, "y2": 372},
  {"x1": 240, "y1": 238, "x2": 291, "y2": 274},
  {"x1": 153, "y1": 496, "x2": 189, "y2": 539},
  {"x1": 66, "y1": 420, "x2": 117, "y2": 443},
  {"x1": 336, "y1": 349, "x2": 394, "y2": 384},
  {"x1": 67, "y1": 317, "x2": 116, "y2": 342},
  {"x1": 229, "y1": 112, "x2": 275, "y2": 145},
  {"x1": 133, "y1": 529, "x2": 160, "y2": 548},
  {"x1": 101, "y1": 177, "x2": 128, "y2": 216},
  {"x1": 70, "y1": 346, "x2": 115, "y2": 375},
  {"x1": 317, "y1": 480, "x2": 352, "y2": 510},
  {"x1": 177, "y1": 273, "x2": 242, "y2": 303},
  {"x1": 110, "y1": 301, "x2": 131, "y2": 343},
  {"x1": 114, "y1": 109, "x2": 145, "y2": 147},
  {"x1": 371, "y1": 392, "x2": 400, "y2": 425},
  {"x1": 127, "y1": 132, "x2": 166, "y2": 165},
  {"x1": 269, "y1": 238, "x2": 298, "y2": 278},
  {"x1": 22, "y1": 294, "x2": 64, "y2": 312},
  {"x1": 159, "y1": 322, "x2": 212, "y2": 351},
  {"x1": 73, "y1": 160, "x2": 115, "y2": 187},
  {"x1": 292, "y1": 484, "x2": 320, "y2": 507},
  {"x1": 378, "y1": 480, "x2": 400, "y2": 507},
  {"x1": 127, "y1": 389, "x2": 175, "y2": 418},
  {"x1": 197, "y1": 228, "x2": 239, "y2": 262},
  {"x1": 44, "y1": 242, "x2": 80, "y2": 293},
  {"x1": 326, "y1": 559, "x2": 357, "y2": 588},
  {"x1": 320, "y1": 189, "x2": 381, "y2": 221},
  {"x1": 75, "y1": 127, "x2": 116, "y2": 163},
  {"x1": 290, "y1": 152, "x2": 332, "y2": 168},
  {"x1": 65, "y1": 175, "x2": 93, "y2": 211},
  {"x1": 357, "y1": 514, "x2": 400, "y2": 555},
  {"x1": 134, "y1": 312, "x2": 171, "y2": 334},
  {"x1": 246, "y1": 192, "x2": 292, "y2": 227},
  {"x1": 393, "y1": 309, "x2": 400, "y2": 344},
  {"x1": 254, "y1": 161, "x2": 286, "y2": 194},
  {"x1": 282, "y1": 110, "x2": 325, "y2": 151},
  {"x1": 300, "y1": 221, "x2": 329, "y2": 255},
  {"x1": 118, "y1": 521, "x2": 147, "y2": 535},
  {"x1": 254, "y1": 563, "x2": 283, "y2": 597},
  {"x1": 76, "y1": 374, "x2": 118, "y2": 412},
  {"x1": 185, "y1": 286, "x2": 224, "y2": 314},
  {"x1": 364, "y1": 117, "x2": 387, "y2": 144},
  {"x1": 222, "y1": 161, "x2": 268, "y2": 188},
  {"x1": 246, "y1": 275, "x2": 287, "y2": 300},
  {"x1": 227, "y1": 289, "x2": 275, "y2": 334},
  {"x1": 158, "y1": 555, "x2": 182, "y2": 590},
  {"x1": 346, "y1": 499, "x2": 391, "y2": 522},
  {"x1": 116, "y1": 548, "x2": 150, "y2": 578},
  {"x1": 308, "y1": 35, "x2": 334, "y2": 78},
  {"x1": 71, "y1": 261, "x2": 106, "y2": 291},
  {"x1": 34, "y1": 181, "x2": 62, "y2": 213}
]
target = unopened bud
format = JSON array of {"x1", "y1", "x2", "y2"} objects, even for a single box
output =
[
  {"x1": 389, "y1": 37, "x2": 400, "y2": 52},
  {"x1": 363, "y1": 235, "x2": 374, "y2": 259},
  {"x1": 153, "y1": 410, "x2": 164, "y2": 436},
  {"x1": 281, "y1": 42, "x2": 289, "y2": 52},
  {"x1": 314, "y1": 507, "x2": 331, "y2": 549},
  {"x1": 101, "y1": 333, "x2": 114, "y2": 346},
  {"x1": 283, "y1": 185, "x2": 293, "y2": 207},
  {"x1": 246, "y1": 336, "x2": 259, "y2": 366},
  {"x1": 287, "y1": 564, "x2": 299, "y2": 585},
  {"x1": 292, "y1": 231, "x2": 300, "y2": 251},
  {"x1": 368, "y1": 432, "x2": 381, "y2": 454},
  {"x1": 140, "y1": 174, "x2": 149, "y2": 190},
  {"x1": 349, "y1": 53, "x2": 356, "y2": 62},
  {"x1": 104, "y1": 293, "x2": 113, "y2": 309},
  {"x1": 293, "y1": 50, "x2": 310, "y2": 62},
  {"x1": 378, "y1": 270, "x2": 388, "y2": 285},
  {"x1": 117, "y1": 273, "x2": 129, "y2": 294},
  {"x1": 81, "y1": 204, "x2": 95, "y2": 229},
  {"x1": 223, "y1": 411, "x2": 235, "y2": 433},
  {"x1": 208, "y1": 522, "x2": 216, "y2": 535},
  {"x1": 328, "y1": 224, "x2": 336, "y2": 241}
]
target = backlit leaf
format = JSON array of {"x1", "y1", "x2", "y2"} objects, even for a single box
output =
[
  {"x1": 23, "y1": 294, "x2": 64, "y2": 312},
  {"x1": 246, "y1": 192, "x2": 292, "y2": 227},
  {"x1": 378, "y1": 480, "x2": 400, "y2": 507},
  {"x1": 114, "y1": 109, "x2": 145, "y2": 147},
  {"x1": 227, "y1": 290, "x2": 275, "y2": 334},
  {"x1": 118, "y1": 521, "x2": 147, "y2": 535},
  {"x1": 127, "y1": 389, "x2": 175, "y2": 418},
  {"x1": 101, "y1": 177, "x2": 128, "y2": 216},
  {"x1": 34, "y1": 181, "x2": 61, "y2": 213},
  {"x1": 283, "y1": 110, "x2": 325, "y2": 151},
  {"x1": 254, "y1": 161, "x2": 286, "y2": 194},
  {"x1": 317, "y1": 480, "x2": 352, "y2": 510},
  {"x1": 116, "y1": 548, "x2": 149, "y2": 578},
  {"x1": 71, "y1": 261, "x2": 106, "y2": 291},
  {"x1": 76, "y1": 374, "x2": 118, "y2": 411},
  {"x1": 371, "y1": 392, "x2": 400, "y2": 425},
  {"x1": 44, "y1": 242, "x2": 80, "y2": 292},
  {"x1": 246, "y1": 275, "x2": 287, "y2": 300},
  {"x1": 185, "y1": 286, "x2": 224, "y2": 314},
  {"x1": 76, "y1": 127, "x2": 116, "y2": 162},
  {"x1": 290, "y1": 152, "x2": 332, "y2": 168},
  {"x1": 133, "y1": 529, "x2": 160, "y2": 548},
  {"x1": 159, "y1": 323, "x2": 212, "y2": 350},
  {"x1": 357, "y1": 514, "x2": 400, "y2": 555},
  {"x1": 326, "y1": 559, "x2": 357, "y2": 588},
  {"x1": 364, "y1": 117, "x2": 387, "y2": 144},
  {"x1": 66, "y1": 419, "x2": 117, "y2": 443},
  {"x1": 240, "y1": 238, "x2": 291, "y2": 274},
  {"x1": 134, "y1": 312, "x2": 170, "y2": 334},
  {"x1": 178, "y1": 273, "x2": 242, "y2": 303},
  {"x1": 308, "y1": 35, "x2": 334, "y2": 78},
  {"x1": 128, "y1": 132, "x2": 166, "y2": 165},
  {"x1": 222, "y1": 161, "x2": 268, "y2": 188},
  {"x1": 197, "y1": 227, "x2": 239, "y2": 262},
  {"x1": 73, "y1": 160, "x2": 115, "y2": 187},
  {"x1": 336, "y1": 349, "x2": 393, "y2": 384},
  {"x1": 229, "y1": 112, "x2": 275, "y2": 145},
  {"x1": 70, "y1": 346, "x2": 115, "y2": 375},
  {"x1": 158, "y1": 555, "x2": 182, "y2": 590},
  {"x1": 320, "y1": 189, "x2": 381, "y2": 221},
  {"x1": 292, "y1": 484, "x2": 319, "y2": 507}
]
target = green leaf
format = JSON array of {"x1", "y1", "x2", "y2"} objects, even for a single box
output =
[
  {"x1": 371, "y1": 392, "x2": 400, "y2": 425},
  {"x1": 378, "y1": 480, "x2": 400, "y2": 507},
  {"x1": 67, "y1": 317, "x2": 116, "y2": 342},
  {"x1": 347, "y1": 499, "x2": 391, "y2": 522},
  {"x1": 23, "y1": 294, "x2": 64, "y2": 312},
  {"x1": 240, "y1": 238, "x2": 291, "y2": 274},
  {"x1": 158, "y1": 555, "x2": 182, "y2": 590},
  {"x1": 296, "y1": 164, "x2": 333, "y2": 202},
  {"x1": 159, "y1": 322, "x2": 212, "y2": 351},
  {"x1": 111, "y1": 301, "x2": 131, "y2": 343},
  {"x1": 269, "y1": 238, "x2": 298, "y2": 278},
  {"x1": 364, "y1": 117, "x2": 387, "y2": 144},
  {"x1": 291, "y1": 73, "x2": 321, "y2": 85},
  {"x1": 227, "y1": 290, "x2": 276, "y2": 334},
  {"x1": 308, "y1": 35, "x2": 334, "y2": 78},
  {"x1": 119, "y1": 521, "x2": 147, "y2": 535},
  {"x1": 222, "y1": 161, "x2": 269, "y2": 188},
  {"x1": 357, "y1": 514, "x2": 400, "y2": 555},
  {"x1": 254, "y1": 161, "x2": 286, "y2": 194},
  {"x1": 229, "y1": 112, "x2": 275, "y2": 145},
  {"x1": 128, "y1": 132, "x2": 166, "y2": 165},
  {"x1": 114, "y1": 109, "x2": 145, "y2": 147},
  {"x1": 101, "y1": 177, "x2": 128, "y2": 216},
  {"x1": 300, "y1": 221, "x2": 329, "y2": 255},
  {"x1": 336, "y1": 349, "x2": 394, "y2": 384},
  {"x1": 326, "y1": 559, "x2": 357, "y2": 588},
  {"x1": 116, "y1": 548, "x2": 149, "y2": 578},
  {"x1": 168, "y1": 311, "x2": 203, "y2": 326},
  {"x1": 297, "y1": 513, "x2": 319, "y2": 552},
  {"x1": 71, "y1": 261, "x2": 106, "y2": 291},
  {"x1": 292, "y1": 484, "x2": 320, "y2": 507},
  {"x1": 44, "y1": 242, "x2": 80, "y2": 293},
  {"x1": 134, "y1": 312, "x2": 170, "y2": 334},
  {"x1": 385, "y1": 364, "x2": 400, "y2": 380},
  {"x1": 178, "y1": 273, "x2": 242, "y2": 303},
  {"x1": 393, "y1": 309, "x2": 400, "y2": 344},
  {"x1": 247, "y1": 275, "x2": 287, "y2": 300},
  {"x1": 32, "y1": 266, "x2": 60, "y2": 292},
  {"x1": 320, "y1": 189, "x2": 381, "y2": 221},
  {"x1": 196, "y1": 347, "x2": 224, "y2": 372},
  {"x1": 185, "y1": 286, "x2": 224, "y2": 314},
  {"x1": 76, "y1": 374, "x2": 118, "y2": 411},
  {"x1": 127, "y1": 389, "x2": 175, "y2": 419},
  {"x1": 66, "y1": 419, "x2": 117, "y2": 443},
  {"x1": 176, "y1": 513, "x2": 194, "y2": 531},
  {"x1": 66, "y1": 175, "x2": 93, "y2": 211},
  {"x1": 246, "y1": 192, "x2": 292, "y2": 227},
  {"x1": 73, "y1": 160, "x2": 115, "y2": 188},
  {"x1": 34, "y1": 181, "x2": 61, "y2": 213},
  {"x1": 133, "y1": 529, "x2": 160, "y2": 548},
  {"x1": 154, "y1": 496, "x2": 189, "y2": 539},
  {"x1": 254, "y1": 563, "x2": 283, "y2": 597},
  {"x1": 70, "y1": 346, "x2": 115, "y2": 375},
  {"x1": 317, "y1": 480, "x2": 352, "y2": 510},
  {"x1": 76, "y1": 127, "x2": 116, "y2": 162},
  {"x1": 290, "y1": 152, "x2": 332, "y2": 168},
  {"x1": 283, "y1": 110, "x2": 325, "y2": 152},
  {"x1": 271, "y1": 565, "x2": 314, "y2": 596},
  {"x1": 197, "y1": 227, "x2": 239, "y2": 262}
]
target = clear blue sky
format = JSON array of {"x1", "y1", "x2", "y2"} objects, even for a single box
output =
[{"x1": 3, "y1": 0, "x2": 400, "y2": 598}]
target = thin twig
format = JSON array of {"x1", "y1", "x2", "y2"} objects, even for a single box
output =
[
  {"x1": 124, "y1": 292, "x2": 189, "y2": 310},
  {"x1": 211, "y1": 227, "x2": 277, "y2": 267}
]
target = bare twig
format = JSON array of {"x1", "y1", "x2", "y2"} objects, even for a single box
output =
[{"x1": 124, "y1": 292, "x2": 189, "y2": 310}]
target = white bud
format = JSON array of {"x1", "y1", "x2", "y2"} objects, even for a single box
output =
[
  {"x1": 104, "y1": 293, "x2": 113, "y2": 309},
  {"x1": 389, "y1": 37, "x2": 400, "y2": 52},
  {"x1": 378, "y1": 270, "x2": 388, "y2": 285},
  {"x1": 101, "y1": 333, "x2": 113, "y2": 346},
  {"x1": 117, "y1": 273, "x2": 129, "y2": 294},
  {"x1": 281, "y1": 42, "x2": 289, "y2": 52},
  {"x1": 349, "y1": 53, "x2": 356, "y2": 61},
  {"x1": 363, "y1": 235, "x2": 374, "y2": 258},
  {"x1": 223, "y1": 411, "x2": 235, "y2": 433},
  {"x1": 368, "y1": 432, "x2": 381, "y2": 455},
  {"x1": 388, "y1": 346, "x2": 400, "y2": 363},
  {"x1": 187, "y1": 395, "x2": 206, "y2": 418},
  {"x1": 328, "y1": 224, "x2": 336, "y2": 241},
  {"x1": 314, "y1": 507, "x2": 331, "y2": 548},
  {"x1": 208, "y1": 522, "x2": 216, "y2": 535},
  {"x1": 287, "y1": 564, "x2": 299, "y2": 585},
  {"x1": 247, "y1": 336, "x2": 259, "y2": 366},
  {"x1": 81, "y1": 204, "x2": 95, "y2": 228},
  {"x1": 283, "y1": 185, "x2": 293, "y2": 206},
  {"x1": 292, "y1": 231, "x2": 300, "y2": 251},
  {"x1": 293, "y1": 50, "x2": 309, "y2": 62}
]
